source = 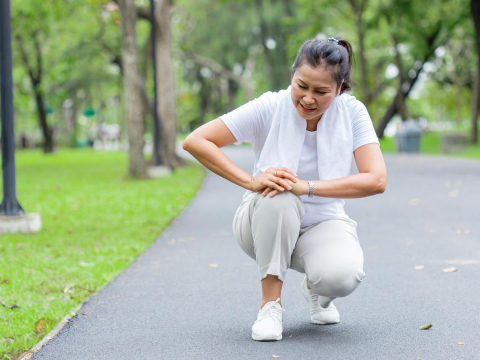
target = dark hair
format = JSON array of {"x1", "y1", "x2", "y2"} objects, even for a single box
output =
[{"x1": 291, "y1": 37, "x2": 356, "y2": 94}]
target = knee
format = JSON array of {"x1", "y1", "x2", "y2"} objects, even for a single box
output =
[
  {"x1": 309, "y1": 267, "x2": 365, "y2": 298},
  {"x1": 254, "y1": 191, "x2": 304, "y2": 218}
]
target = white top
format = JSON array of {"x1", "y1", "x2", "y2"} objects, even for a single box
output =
[{"x1": 220, "y1": 87, "x2": 380, "y2": 228}]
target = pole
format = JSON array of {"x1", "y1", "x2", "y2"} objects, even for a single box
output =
[
  {"x1": 0, "y1": 0, "x2": 24, "y2": 216},
  {"x1": 150, "y1": 0, "x2": 162, "y2": 166}
]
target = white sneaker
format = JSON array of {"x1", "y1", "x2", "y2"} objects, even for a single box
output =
[
  {"x1": 251, "y1": 298, "x2": 284, "y2": 341},
  {"x1": 301, "y1": 276, "x2": 340, "y2": 325}
]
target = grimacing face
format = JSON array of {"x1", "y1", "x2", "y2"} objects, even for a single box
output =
[{"x1": 291, "y1": 64, "x2": 343, "y2": 124}]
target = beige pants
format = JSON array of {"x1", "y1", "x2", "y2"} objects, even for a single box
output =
[{"x1": 233, "y1": 191, "x2": 365, "y2": 305}]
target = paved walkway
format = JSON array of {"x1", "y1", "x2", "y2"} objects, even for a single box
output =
[{"x1": 31, "y1": 145, "x2": 480, "y2": 359}]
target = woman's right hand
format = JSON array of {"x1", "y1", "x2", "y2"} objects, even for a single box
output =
[{"x1": 250, "y1": 167, "x2": 298, "y2": 193}]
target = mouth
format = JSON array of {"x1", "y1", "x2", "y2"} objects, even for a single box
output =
[{"x1": 300, "y1": 103, "x2": 316, "y2": 113}]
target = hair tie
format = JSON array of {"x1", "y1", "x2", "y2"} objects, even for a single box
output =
[{"x1": 327, "y1": 38, "x2": 339, "y2": 43}]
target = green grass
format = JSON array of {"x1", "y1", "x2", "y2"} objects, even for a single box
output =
[
  {"x1": 0, "y1": 149, "x2": 205, "y2": 359},
  {"x1": 379, "y1": 130, "x2": 480, "y2": 160}
]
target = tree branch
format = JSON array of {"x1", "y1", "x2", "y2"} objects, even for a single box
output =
[
  {"x1": 136, "y1": 6, "x2": 150, "y2": 21},
  {"x1": 33, "y1": 30, "x2": 43, "y2": 84},
  {"x1": 15, "y1": 35, "x2": 39, "y2": 86},
  {"x1": 176, "y1": 51, "x2": 254, "y2": 100}
]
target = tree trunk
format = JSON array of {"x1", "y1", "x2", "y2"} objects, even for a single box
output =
[
  {"x1": 16, "y1": 33, "x2": 54, "y2": 153},
  {"x1": 455, "y1": 84, "x2": 463, "y2": 126},
  {"x1": 118, "y1": 0, "x2": 147, "y2": 178},
  {"x1": 154, "y1": 0, "x2": 186, "y2": 168},
  {"x1": 392, "y1": 35, "x2": 408, "y2": 121},
  {"x1": 34, "y1": 89, "x2": 54, "y2": 152},
  {"x1": 350, "y1": 0, "x2": 369, "y2": 105},
  {"x1": 255, "y1": 0, "x2": 277, "y2": 90},
  {"x1": 376, "y1": 64, "x2": 424, "y2": 138},
  {"x1": 470, "y1": 0, "x2": 480, "y2": 144},
  {"x1": 227, "y1": 79, "x2": 238, "y2": 112},
  {"x1": 196, "y1": 67, "x2": 209, "y2": 126},
  {"x1": 471, "y1": 62, "x2": 480, "y2": 143}
]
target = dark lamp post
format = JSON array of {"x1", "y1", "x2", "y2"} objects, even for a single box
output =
[
  {"x1": 150, "y1": 0, "x2": 162, "y2": 166},
  {"x1": 0, "y1": 0, "x2": 24, "y2": 216}
]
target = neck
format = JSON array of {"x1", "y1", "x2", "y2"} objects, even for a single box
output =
[{"x1": 306, "y1": 113, "x2": 323, "y2": 131}]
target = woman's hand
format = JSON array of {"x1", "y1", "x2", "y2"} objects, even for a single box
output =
[
  {"x1": 261, "y1": 179, "x2": 309, "y2": 198},
  {"x1": 251, "y1": 167, "x2": 298, "y2": 193}
]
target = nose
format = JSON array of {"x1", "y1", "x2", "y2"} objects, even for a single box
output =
[{"x1": 303, "y1": 95, "x2": 315, "y2": 105}]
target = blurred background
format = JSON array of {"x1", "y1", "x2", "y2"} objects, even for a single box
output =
[{"x1": 11, "y1": 0, "x2": 480, "y2": 164}]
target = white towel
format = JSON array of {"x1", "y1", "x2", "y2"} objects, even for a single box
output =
[{"x1": 256, "y1": 85, "x2": 354, "y2": 181}]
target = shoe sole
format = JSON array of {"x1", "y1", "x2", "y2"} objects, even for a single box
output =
[
  {"x1": 311, "y1": 317, "x2": 340, "y2": 325},
  {"x1": 252, "y1": 333, "x2": 282, "y2": 341}
]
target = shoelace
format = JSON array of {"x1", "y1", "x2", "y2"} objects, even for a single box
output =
[
  {"x1": 256, "y1": 303, "x2": 285, "y2": 323},
  {"x1": 305, "y1": 280, "x2": 320, "y2": 305},
  {"x1": 308, "y1": 289, "x2": 321, "y2": 314},
  {"x1": 306, "y1": 282, "x2": 334, "y2": 313}
]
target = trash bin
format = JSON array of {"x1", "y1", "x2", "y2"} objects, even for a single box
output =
[{"x1": 395, "y1": 122, "x2": 422, "y2": 153}]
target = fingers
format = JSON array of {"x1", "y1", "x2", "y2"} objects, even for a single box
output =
[
  {"x1": 279, "y1": 170, "x2": 298, "y2": 183},
  {"x1": 270, "y1": 176, "x2": 292, "y2": 192},
  {"x1": 273, "y1": 168, "x2": 298, "y2": 183},
  {"x1": 262, "y1": 187, "x2": 272, "y2": 196},
  {"x1": 262, "y1": 187, "x2": 278, "y2": 197},
  {"x1": 280, "y1": 167, "x2": 297, "y2": 178},
  {"x1": 255, "y1": 168, "x2": 298, "y2": 193},
  {"x1": 261, "y1": 185, "x2": 283, "y2": 198},
  {"x1": 268, "y1": 189, "x2": 279, "y2": 197}
]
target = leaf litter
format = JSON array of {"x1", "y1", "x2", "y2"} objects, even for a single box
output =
[{"x1": 419, "y1": 324, "x2": 432, "y2": 330}]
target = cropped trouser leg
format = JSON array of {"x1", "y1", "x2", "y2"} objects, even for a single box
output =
[
  {"x1": 233, "y1": 191, "x2": 365, "y2": 306},
  {"x1": 232, "y1": 191, "x2": 305, "y2": 282},
  {"x1": 290, "y1": 218, "x2": 366, "y2": 308}
]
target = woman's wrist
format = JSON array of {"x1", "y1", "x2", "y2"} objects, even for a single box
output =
[{"x1": 301, "y1": 180, "x2": 310, "y2": 196}]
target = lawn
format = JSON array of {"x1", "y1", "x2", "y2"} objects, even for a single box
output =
[
  {"x1": 379, "y1": 130, "x2": 480, "y2": 160},
  {"x1": 0, "y1": 149, "x2": 205, "y2": 359}
]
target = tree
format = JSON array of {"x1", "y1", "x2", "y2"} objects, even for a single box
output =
[
  {"x1": 374, "y1": 0, "x2": 469, "y2": 138},
  {"x1": 470, "y1": 0, "x2": 480, "y2": 143},
  {"x1": 118, "y1": 0, "x2": 147, "y2": 178},
  {"x1": 12, "y1": 2, "x2": 55, "y2": 152}
]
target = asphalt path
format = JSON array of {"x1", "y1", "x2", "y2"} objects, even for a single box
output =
[{"x1": 31, "y1": 144, "x2": 480, "y2": 360}]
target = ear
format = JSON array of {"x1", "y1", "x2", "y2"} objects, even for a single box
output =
[{"x1": 337, "y1": 79, "x2": 344, "y2": 96}]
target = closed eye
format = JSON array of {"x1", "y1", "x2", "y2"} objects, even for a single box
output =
[{"x1": 297, "y1": 83, "x2": 326, "y2": 95}]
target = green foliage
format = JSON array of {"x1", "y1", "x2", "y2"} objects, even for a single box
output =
[
  {"x1": 11, "y1": 0, "x2": 123, "y2": 144},
  {"x1": 10, "y1": 0, "x2": 478, "y2": 139}
]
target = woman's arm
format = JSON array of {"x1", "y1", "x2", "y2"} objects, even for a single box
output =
[
  {"x1": 309, "y1": 143, "x2": 386, "y2": 198},
  {"x1": 183, "y1": 119, "x2": 296, "y2": 193},
  {"x1": 183, "y1": 119, "x2": 253, "y2": 190},
  {"x1": 263, "y1": 143, "x2": 386, "y2": 198}
]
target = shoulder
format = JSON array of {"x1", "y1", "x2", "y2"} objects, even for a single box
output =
[
  {"x1": 256, "y1": 87, "x2": 288, "y2": 105},
  {"x1": 339, "y1": 92, "x2": 366, "y2": 113},
  {"x1": 250, "y1": 86, "x2": 290, "y2": 115}
]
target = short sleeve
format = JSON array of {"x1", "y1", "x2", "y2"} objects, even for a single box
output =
[
  {"x1": 346, "y1": 96, "x2": 380, "y2": 151},
  {"x1": 219, "y1": 91, "x2": 278, "y2": 146}
]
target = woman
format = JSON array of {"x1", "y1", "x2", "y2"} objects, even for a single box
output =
[{"x1": 183, "y1": 37, "x2": 387, "y2": 341}]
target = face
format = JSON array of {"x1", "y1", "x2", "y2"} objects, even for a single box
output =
[{"x1": 291, "y1": 64, "x2": 342, "y2": 123}]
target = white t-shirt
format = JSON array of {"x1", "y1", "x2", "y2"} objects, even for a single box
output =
[{"x1": 220, "y1": 88, "x2": 380, "y2": 228}]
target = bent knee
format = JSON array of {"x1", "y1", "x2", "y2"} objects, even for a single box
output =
[
  {"x1": 254, "y1": 191, "x2": 303, "y2": 216},
  {"x1": 309, "y1": 268, "x2": 365, "y2": 298}
]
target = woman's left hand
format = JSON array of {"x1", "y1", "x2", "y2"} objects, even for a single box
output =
[{"x1": 260, "y1": 179, "x2": 309, "y2": 197}]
